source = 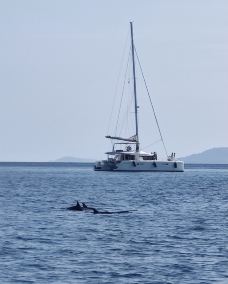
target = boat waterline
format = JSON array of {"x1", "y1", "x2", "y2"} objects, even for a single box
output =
[{"x1": 95, "y1": 160, "x2": 184, "y2": 172}]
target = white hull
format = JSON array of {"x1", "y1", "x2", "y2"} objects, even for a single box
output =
[{"x1": 94, "y1": 160, "x2": 184, "y2": 172}]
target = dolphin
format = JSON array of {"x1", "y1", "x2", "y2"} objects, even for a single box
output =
[
  {"x1": 82, "y1": 202, "x2": 99, "y2": 213},
  {"x1": 82, "y1": 202, "x2": 88, "y2": 209},
  {"x1": 81, "y1": 202, "x2": 132, "y2": 214},
  {"x1": 67, "y1": 201, "x2": 134, "y2": 214},
  {"x1": 67, "y1": 201, "x2": 83, "y2": 211}
]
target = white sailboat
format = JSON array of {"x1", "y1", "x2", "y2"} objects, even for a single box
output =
[{"x1": 94, "y1": 22, "x2": 184, "y2": 172}]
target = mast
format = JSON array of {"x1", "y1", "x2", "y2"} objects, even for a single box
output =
[{"x1": 130, "y1": 22, "x2": 139, "y2": 152}]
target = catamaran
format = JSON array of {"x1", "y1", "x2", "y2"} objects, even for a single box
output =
[{"x1": 94, "y1": 22, "x2": 184, "y2": 172}]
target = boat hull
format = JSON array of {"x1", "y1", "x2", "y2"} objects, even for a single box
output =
[{"x1": 94, "y1": 160, "x2": 184, "y2": 172}]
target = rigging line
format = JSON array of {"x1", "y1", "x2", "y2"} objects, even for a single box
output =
[
  {"x1": 114, "y1": 48, "x2": 131, "y2": 136},
  {"x1": 118, "y1": 63, "x2": 134, "y2": 137},
  {"x1": 134, "y1": 46, "x2": 168, "y2": 157},
  {"x1": 119, "y1": 98, "x2": 132, "y2": 137},
  {"x1": 119, "y1": 59, "x2": 135, "y2": 137},
  {"x1": 119, "y1": 86, "x2": 134, "y2": 137},
  {"x1": 106, "y1": 30, "x2": 130, "y2": 135},
  {"x1": 141, "y1": 139, "x2": 162, "y2": 151}
]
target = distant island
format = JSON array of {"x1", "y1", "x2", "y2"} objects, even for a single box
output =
[
  {"x1": 53, "y1": 156, "x2": 95, "y2": 163},
  {"x1": 53, "y1": 147, "x2": 228, "y2": 164},
  {"x1": 180, "y1": 147, "x2": 228, "y2": 164}
]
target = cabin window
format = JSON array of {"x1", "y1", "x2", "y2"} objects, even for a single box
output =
[
  {"x1": 124, "y1": 154, "x2": 135, "y2": 160},
  {"x1": 142, "y1": 156, "x2": 154, "y2": 160}
]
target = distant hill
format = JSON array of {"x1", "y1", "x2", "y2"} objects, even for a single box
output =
[
  {"x1": 180, "y1": 147, "x2": 228, "y2": 164},
  {"x1": 53, "y1": 156, "x2": 95, "y2": 163},
  {"x1": 53, "y1": 148, "x2": 228, "y2": 164}
]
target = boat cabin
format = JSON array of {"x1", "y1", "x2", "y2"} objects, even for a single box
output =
[{"x1": 106, "y1": 151, "x2": 158, "y2": 162}]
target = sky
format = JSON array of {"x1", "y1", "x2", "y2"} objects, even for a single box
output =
[{"x1": 0, "y1": 0, "x2": 227, "y2": 161}]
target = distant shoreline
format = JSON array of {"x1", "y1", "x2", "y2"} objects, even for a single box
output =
[{"x1": 0, "y1": 161, "x2": 94, "y2": 165}]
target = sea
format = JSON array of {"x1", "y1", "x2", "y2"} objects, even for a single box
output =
[{"x1": 0, "y1": 163, "x2": 228, "y2": 284}]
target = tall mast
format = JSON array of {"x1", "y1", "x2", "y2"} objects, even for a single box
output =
[{"x1": 130, "y1": 22, "x2": 139, "y2": 152}]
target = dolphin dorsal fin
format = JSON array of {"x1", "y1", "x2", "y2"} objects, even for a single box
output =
[{"x1": 82, "y1": 202, "x2": 88, "y2": 208}]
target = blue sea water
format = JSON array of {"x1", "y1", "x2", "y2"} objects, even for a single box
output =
[{"x1": 0, "y1": 163, "x2": 228, "y2": 284}]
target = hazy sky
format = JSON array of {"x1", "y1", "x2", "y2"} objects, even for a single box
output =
[{"x1": 0, "y1": 0, "x2": 227, "y2": 161}]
